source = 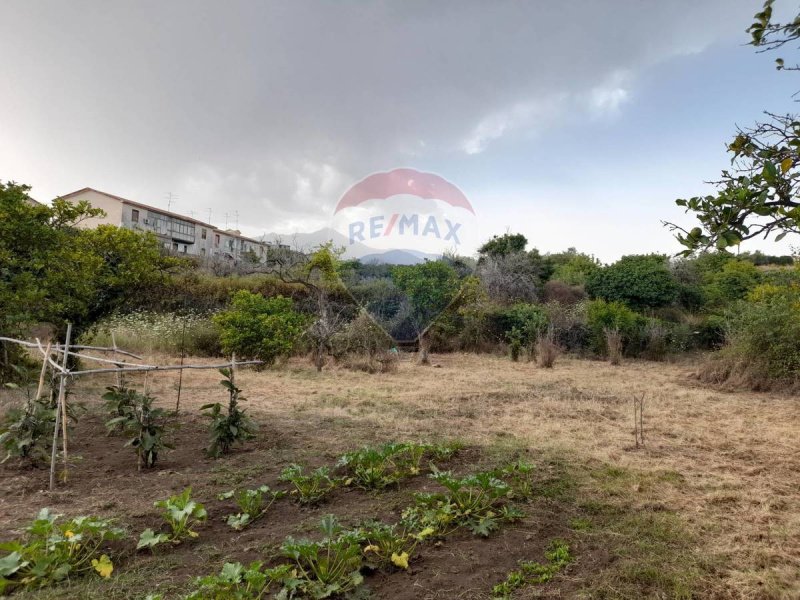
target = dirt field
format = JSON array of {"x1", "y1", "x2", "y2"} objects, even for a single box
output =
[{"x1": 1, "y1": 353, "x2": 798, "y2": 599}]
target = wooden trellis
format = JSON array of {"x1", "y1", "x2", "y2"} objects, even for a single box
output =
[{"x1": 0, "y1": 329, "x2": 262, "y2": 490}]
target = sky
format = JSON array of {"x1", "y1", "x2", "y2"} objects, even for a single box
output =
[{"x1": 1, "y1": 0, "x2": 798, "y2": 262}]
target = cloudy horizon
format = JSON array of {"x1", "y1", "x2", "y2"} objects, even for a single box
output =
[{"x1": 1, "y1": 0, "x2": 797, "y2": 262}]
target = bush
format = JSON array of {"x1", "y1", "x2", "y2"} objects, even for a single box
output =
[
  {"x1": 605, "y1": 328, "x2": 623, "y2": 365},
  {"x1": 535, "y1": 328, "x2": 560, "y2": 368},
  {"x1": 213, "y1": 291, "x2": 306, "y2": 363},
  {"x1": 542, "y1": 280, "x2": 586, "y2": 305},
  {"x1": 491, "y1": 303, "x2": 549, "y2": 356},
  {"x1": 699, "y1": 294, "x2": 800, "y2": 389},
  {"x1": 543, "y1": 301, "x2": 590, "y2": 353},
  {"x1": 703, "y1": 260, "x2": 761, "y2": 306},
  {"x1": 586, "y1": 299, "x2": 643, "y2": 356},
  {"x1": 586, "y1": 254, "x2": 679, "y2": 310}
]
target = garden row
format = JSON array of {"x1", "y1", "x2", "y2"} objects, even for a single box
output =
[{"x1": 1, "y1": 439, "x2": 571, "y2": 599}]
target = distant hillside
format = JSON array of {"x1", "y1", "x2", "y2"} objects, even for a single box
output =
[{"x1": 360, "y1": 249, "x2": 440, "y2": 265}]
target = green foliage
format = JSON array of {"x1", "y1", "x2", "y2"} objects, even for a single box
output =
[
  {"x1": 391, "y1": 260, "x2": 461, "y2": 330},
  {"x1": 478, "y1": 233, "x2": 528, "y2": 258},
  {"x1": 186, "y1": 561, "x2": 298, "y2": 600},
  {"x1": 279, "y1": 465, "x2": 339, "y2": 504},
  {"x1": 201, "y1": 368, "x2": 256, "y2": 458},
  {"x1": 495, "y1": 303, "x2": 549, "y2": 354},
  {"x1": 101, "y1": 384, "x2": 138, "y2": 428},
  {"x1": 550, "y1": 251, "x2": 600, "y2": 286},
  {"x1": 586, "y1": 299, "x2": 643, "y2": 355},
  {"x1": 586, "y1": 255, "x2": 678, "y2": 310},
  {"x1": 137, "y1": 487, "x2": 207, "y2": 550},
  {"x1": 356, "y1": 520, "x2": 434, "y2": 571},
  {"x1": 280, "y1": 515, "x2": 364, "y2": 599},
  {"x1": 337, "y1": 442, "x2": 456, "y2": 490},
  {"x1": 105, "y1": 390, "x2": 171, "y2": 469},
  {"x1": 507, "y1": 327, "x2": 523, "y2": 361},
  {"x1": 218, "y1": 485, "x2": 285, "y2": 530},
  {"x1": 704, "y1": 260, "x2": 761, "y2": 306},
  {"x1": 403, "y1": 470, "x2": 523, "y2": 537},
  {"x1": 492, "y1": 540, "x2": 572, "y2": 598},
  {"x1": 490, "y1": 459, "x2": 536, "y2": 501},
  {"x1": 720, "y1": 291, "x2": 800, "y2": 382},
  {"x1": 213, "y1": 291, "x2": 305, "y2": 363},
  {"x1": 0, "y1": 181, "x2": 176, "y2": 342},
  {"x1": 0, "y1": 396, "x2": 55, "y2": 464},
  {"x1": 0, "y1": 508, "x2": 125, "y2": 594}
]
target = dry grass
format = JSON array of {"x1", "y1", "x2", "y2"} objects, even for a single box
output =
[{"x1": 2, "y1": 352, "x2": 799, "y2": 598}]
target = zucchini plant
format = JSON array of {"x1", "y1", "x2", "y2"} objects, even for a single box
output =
[
  {"x1": 279, "y1": 464, "x2": 339, "y2": 505},
  {"x1": 137, "y1": 487, "x2": 207, "y2": 551},
  {"x1": 0, "y1": 508, "x2": 125, "y2": 593},
  {"x1": 218, "y1": 485, "x2": 285, "y2": 530},
  {"x1": 356, "y1": 520, "x2": 435, "y2": 571}
]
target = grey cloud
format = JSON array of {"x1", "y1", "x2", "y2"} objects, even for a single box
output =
[{"x1": 0, "y1": 0, "x2": 756, "y2": 236}]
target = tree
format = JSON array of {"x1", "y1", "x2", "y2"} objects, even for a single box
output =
[
  {"x1": 213, "y1": 291, "x2": 306, "y2": 363},
  {"x1": 667, "y1": 1, "x2": 800, "y2": 253},
  {"x1": 549, "y1": 250, "x2": 601, "y2": 286},
  {"x1": 585, "y1": 254, "x2": 679, "y2": 311},
  {"x1": 477, "y1": 233, "x2": 528, "y2": 259},
  {"x1": 390, "y1": 261, "x2": 460, "y2": 353},
  {"x1": 476, "y1": 252, "x2": 540, "y2": 304}
]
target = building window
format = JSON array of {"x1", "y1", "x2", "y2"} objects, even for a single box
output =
[
  {"x1": 182, "y1": 245, "x2": 187, "y2": 253},
  {"x1": 131, "y1": 209, "x2": 139, "y2": 223},
  {"x1": 172, "y1": 242, "x2": 178, "y2": 251},
  {"x1": 214, "y1": 234, "x2": 220, "y2": 247},
  {"x1": 201, "y1": 248, "x2": 206, "y2": 255},
  {"x1": 201, "y1": 228, "x2": 207, "y2": 240}
]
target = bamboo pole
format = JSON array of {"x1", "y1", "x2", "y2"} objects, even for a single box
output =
[
  {"x1": 68, "y1": 360, "x2": 263, "y2": 377},
  {"x1": 49, "y1": 324, "x2": 72, "y2": 491},
  {"x1": 175, "y1": 320, "x2": 187, "y2": 414},
  {"x1": 111, "y1": 332, "x2": 122, "y2": 388}
]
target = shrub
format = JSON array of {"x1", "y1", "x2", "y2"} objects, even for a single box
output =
[
  {"x1": 703, "y1": 260, "x2": 760, "y2": 306},
  {"x1": 542, "y1": 280, "x2": 586, "y2": 305},
  {"x1": 586, "y1": 254, "x2": 679, "y2": 310},
  {"x1": 536, "y1": 328, "x2": 560, "y2": 368},
  {"x1": 543, "y1": 301, "x2": 590, "y2": 353},
  {"x1": 0, "y1": 509, "x2": 125, "y2": 593},
  {"x1": 699, "y1": 294, "x2": 800, "y2": 389},
  {"x1": 0, "y1": 396, "x2": 55, "y2": 464},
  {"x1": 213, "y1": 291, "x2": 306, "y2": 363},
  {"x1": 605, "y1": 328, "x2": 623, "y2": 365},
  {"x1": 586, "y1": 299, "x2": 642, "y2": 356}
]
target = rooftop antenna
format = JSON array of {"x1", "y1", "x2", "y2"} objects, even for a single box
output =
[
  {"x1": 206, "y1": 208, "x2": 212, "y2": 224},
  {"x1": 224, "y1": 212, "x2": 230, "y2": 229},
  {"x1": 165, "y1": 192, "x2": 179, "y2": 212},
  {"x1": 234, "y1": 210, "x2": 239, "y2": 230}
]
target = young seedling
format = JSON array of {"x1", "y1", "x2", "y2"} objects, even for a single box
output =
[{"x1": 218, "y1": 485, "x2": 285, "y2": 530}]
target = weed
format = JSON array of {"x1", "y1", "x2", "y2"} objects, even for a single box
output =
[
  {"x1": 492, "y1": 540, "x2": 572, "y2": 598},
  {"x1": 137, "y1": 488, "x2": 207, "y2": 550},
  {"x1": 0, "y1": 509, "x2": 125, "y2": 594},
  {"x1": 218, "y1": 485, "x2": 285, "y2": 531},
  {"x1": 279, "y1": 464, "x2": 339, "y2": 504}
]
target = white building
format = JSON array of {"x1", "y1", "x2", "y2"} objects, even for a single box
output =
[{"x1": 59, "y1": 188, "x2": 284, "y2": 261}]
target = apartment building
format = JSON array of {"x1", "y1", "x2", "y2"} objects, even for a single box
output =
[{"x1": 59, "y1": 188, "x2": 285, "y2": 261}]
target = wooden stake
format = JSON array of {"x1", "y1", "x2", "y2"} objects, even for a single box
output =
[
  {"x1": 175, "y1": 319, "x2": 187, "y2": 414},
  {"x1": 111, "y1": 332, "x2": 121, "y2": 388},
  {"x1": 50, "y1": 324, "x2": 72, "y2": 491},
  {"x1": 35, "y1": 342, "x2": 52, "y2": 401}
]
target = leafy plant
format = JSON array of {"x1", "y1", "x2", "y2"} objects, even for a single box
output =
[
  {"x1": 101, "y1": 384, "x2": 138, "y2": 430},
  {"x1": 0, "y1": 397, "x2": 55, "y2": 464},
  {"x1": 491, "y1": 459, "x2": 536, "y2": 501},
  {"x1": 106, "y1": 390, "x2": 171, "y2": 469},
  {"x1": 186, "y1": 561, "x2": 299, "y2": 600},
  {"x1": 507, "y1": 327, "x2": 523, "y2": 362},
  {"x1": 279, "y1": 465, "x2": 339, "y2": 504},
  {"x1": 403, "y1": 470, "x2": 523, "y2": 537},
  {"x1": 492, "y1": 540, "x2": 572, "y2": 598},
  {"x1": 280, "y1": 515, "x2": 364, "y2": 599},
  {"x1": 0, "y1": 508, "x2": 125, "y2": 593},
  {"x1": 356, "y1": 520, "x2": 434, "y2": 571},
  {"x1": 137, "y1": 487, "x2": 207, "y2": 550},
  {"x1": 337, "y1": 441, "x2": 459, "y2": 490},
  {"x1": 218, "y1": 485, "x2": 285, "y2": 531},
  {"x1": 201, "y1": 368, "x2": 256, "y2": 458}
]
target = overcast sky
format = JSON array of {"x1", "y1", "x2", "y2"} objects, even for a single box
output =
[{"x1": 1, "y1": 0, "x2": 797, "y2": 261}]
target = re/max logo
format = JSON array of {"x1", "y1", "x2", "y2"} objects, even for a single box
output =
[{"x1": 348, "y1": 214, "x2": 462, "y2": 245}]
